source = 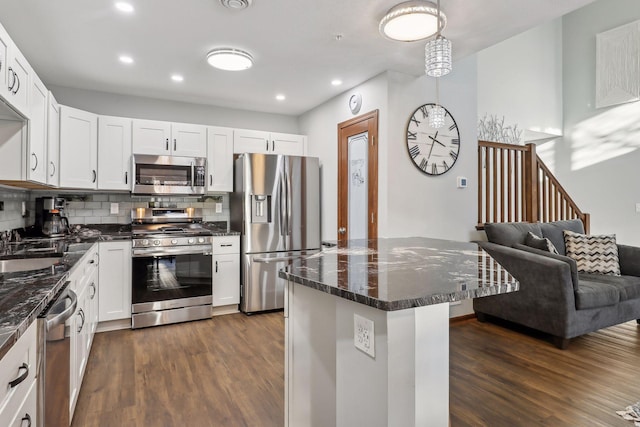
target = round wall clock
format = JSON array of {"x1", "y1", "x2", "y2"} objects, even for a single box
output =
[
  {"x1": 349, "y1": 93, "x2": 362, "y2": 115},
  {"x1": 405, "y1": 103, "x2": 460, "y2": 176}
]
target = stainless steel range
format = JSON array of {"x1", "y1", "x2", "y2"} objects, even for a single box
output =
[{"x1": 131, "y1": 208, "x2": 213, "y2": 329}]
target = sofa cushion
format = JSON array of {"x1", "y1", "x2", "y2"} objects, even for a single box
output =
[
  {"x1": 524, "y1": 231, "x2": 559, "y2": 254},
  {"x1": 564, "y1": 230, "x2": 621, "y2": 276},
  {"x1": 578, "y1": 273, "x2": 640, "y2": 301},
  {"x1": 574, "y1": 280, "x2": 620, "y2": 309},
  {"x1": 485, "y1": 222, "x2": 543, "y2": 248},
  {"x1": 540, "y1": 219, "x2": 585, "y2": 256}
]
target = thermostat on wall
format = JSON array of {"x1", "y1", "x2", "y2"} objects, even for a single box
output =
[{"x1": 457, "y1": 176, "x2": 467, "y2": 189}]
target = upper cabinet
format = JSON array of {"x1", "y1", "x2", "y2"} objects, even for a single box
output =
[
  {"x1": 207, "y1": 126, "x2": 233, "y2": 192},
  {"x1": 233, "y1": 129, "x2": 306, "y2": 156},
  {"x1": 0, "y1": 25, "x2": 11, "y2": 108},
  {"x1": 47, "y1": 92, "x2": 60, "y2": 187},
  {"x1": 6, "y1": 46, "x2": 30, "y2": 117},
  {"x1": 28, "y1": 71, "x2": 47, "y2": 184},
  {"x1": 98, "y1": 116, "x2": 132, "y2": 190},
  {"x1": 59, "y1": 106, "x2": 98, "y2": 189},
  {"x1": 132, "y1": 119, "x2": 206, "y2": 157}
]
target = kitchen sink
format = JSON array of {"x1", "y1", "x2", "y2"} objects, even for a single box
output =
[{"x1": 0, "y1": 257, "x2": 62, "y2": 273}]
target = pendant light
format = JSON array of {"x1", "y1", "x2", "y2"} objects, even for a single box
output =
[
  {"x1": 424, "y1": 0, "x2": 451, "y2": 77},
  {"x1": 429, "y1": 78, "x2": 445, "y2": 128}
]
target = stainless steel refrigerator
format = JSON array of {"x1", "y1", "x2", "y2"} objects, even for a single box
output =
[{"x1": 231, "y1": 153, "x2": 320, "y2": 313}]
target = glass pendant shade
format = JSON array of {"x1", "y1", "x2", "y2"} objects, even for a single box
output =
[
  {"x1": 429, "y1": 104, "x2": 445, "y2": 128},
  {"x1": 425, "y1": 35, "x2": 452, "y2": 77}
]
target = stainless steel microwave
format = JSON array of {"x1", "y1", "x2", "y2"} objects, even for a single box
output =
[{"x1": 132, "y1": 155, "x2": 206, "y2": 195}]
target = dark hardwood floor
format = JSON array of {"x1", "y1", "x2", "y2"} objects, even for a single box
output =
[{"x1": 72, "y1": 313, "x2": 640, "y2": 427}]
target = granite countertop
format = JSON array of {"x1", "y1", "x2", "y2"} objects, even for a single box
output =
[
  {"x1": 0, "y1": 242, "x2": 95, "y2": 360},
  {"x1": 279, "y1": 236, "x2": 520, "y2": 311}
]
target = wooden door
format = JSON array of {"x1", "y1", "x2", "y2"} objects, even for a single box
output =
[{"x1": 337, "y1": 110, "x2": 378, "y2": 242}]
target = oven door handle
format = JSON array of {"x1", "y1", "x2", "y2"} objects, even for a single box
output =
[{"x1": 132, "y1": 245, "x2": 212, "y2": 257}]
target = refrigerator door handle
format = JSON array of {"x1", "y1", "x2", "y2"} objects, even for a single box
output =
[
  {"x1": 253, "y1": 255, "x2": 305, "y2": 263},
  {"x1": 278, "y1": 168, "x2": 287, "y2": 238},
  {"x1": 285, "y1": 166, "x2": 292, "y2": 236}
]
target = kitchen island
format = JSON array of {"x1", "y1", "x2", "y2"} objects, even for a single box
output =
[{"x1": 280, "y1": 237, "x2": 519, "y2": 427}]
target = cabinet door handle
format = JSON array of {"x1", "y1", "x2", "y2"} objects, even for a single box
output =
[
  {"x1": 90, "y1": 282, "x2": 96, "y2": 299},
  {"x1": 125, "y1": 171, "x2": 128, "y2": 184},
  {"x1": 7, "y1": 67, "x2": 15, "y2": 91},
  {"x1": 266, "y1": 140, "x2": 269, "y2": 151},
  {"x1": 50, "y1": 161, "x2": 56, "y2": 177},
  {"x1": 215, "y1": 260, "x2": 218, "y2": 273},
  {"x1": 31, "y1": 153, "x2": 38, "y2": 171},
  {"x1": 77, "y1": 308, "x2": 85, "y2": 333},
  {"x1": 209, "y1": 174, "x2": 213, "y2": 186},
  {"x1": 8, "y1": 363, "x2": 29, "y2": 388},
  {"x1": 173, "y1": 138, "x2": 177, "y2": 151},
  {"x1": 12, "y1": 71, "x2": 19, "y2": 95},
  {"x1": 272, "y1": 140, "x2": 275, "y2": 151},
  {"x1": 92, "y1": 169, "x2": 97, "y2": 183},
  {"x1": 21, "y1": 413, "x2": 31, "y2": 427}
]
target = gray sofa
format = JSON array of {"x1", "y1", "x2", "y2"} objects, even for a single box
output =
[{"x1": 474, "y1": 219, "x2": 640, "y2": 349}]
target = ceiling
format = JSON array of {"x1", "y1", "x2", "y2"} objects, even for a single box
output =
[{"x1": 0, "y1": 0, "x2": 596, "y2": 116}]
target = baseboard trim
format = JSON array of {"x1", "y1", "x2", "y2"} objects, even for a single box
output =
[
  {"x1": 97, "y1": 318, "x2": 132, "y2": 333},
  {"x1": 212, "y1": 305, "x2": 239, "y2": 316},
  {"x1": 449, "y1": 313, "x2": 477, "y2": 324}
]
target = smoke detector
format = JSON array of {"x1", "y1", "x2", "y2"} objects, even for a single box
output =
[{"x1": 220, "y1": 0, "x2": 252, "y2": 10}]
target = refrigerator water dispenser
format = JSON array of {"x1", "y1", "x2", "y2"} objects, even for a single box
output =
[{"x1": 251, "y1": 194, "x2": 271, "y2": 223}]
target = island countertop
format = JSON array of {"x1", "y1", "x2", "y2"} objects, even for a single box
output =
[{"x1": 279, "y1": 236, "x2": 519, "y2": 311}]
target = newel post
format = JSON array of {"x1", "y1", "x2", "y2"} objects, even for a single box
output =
[{"x1": 523, "y1": 143, "x2": 538, "y2": 223}]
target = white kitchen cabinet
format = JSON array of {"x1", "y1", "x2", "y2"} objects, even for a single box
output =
[
  {"x1": 212, "y1": 236, "x2": 240, "y2": 307},
  {"x1": 0, "y1": 24, "x2": 12, "y2": 106},
  {"x1": 207, "y1": 126, "x2": 233, "y2": 192},
  {"x1": 27, "y1": 71, "x2": 47, "y2": 184},
  {"x1": 234, "y1": 129, "x2": 306, "y2": 156},
  {"x1": 59, "y1": 105, "x2": 98, "y2": 189},
  {"x1": 46, "y1": 91, "x2": 60, "y2": 187},
  {"x1": 98, "y1": 241, "x2": 132, "y2": 322},
  {"x1": 0, "y1": 321, "x2": 37, "y2": 427},
  {"x1": 98, "y1": 115, "x2": 132, "y2": 190},
  {"x1": 4, "y1": 44, "x2": 30, "y2": 118},
  {"x1": 132, "y1": 119, "x2": 206, "y2": 157},
  {"x1": 5, "y1": 381, "x2": 36, "y2": 427}
]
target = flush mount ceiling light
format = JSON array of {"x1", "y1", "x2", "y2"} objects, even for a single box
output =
[
  {"x1": 379, "y1": 0, "x2": 446, "y2": 42},
  {"x1": 115, "y1": 2, "x2": 134, "y2": 13},
  {"x1": 119, "y1": 55, "x2": 134, "y2": 64},
  {"x1": 206, "y1": 48, "x2": 253, "y2": 71},
  {"x1": 220, "y1": 0, "x2": 252, "y2": 9}
]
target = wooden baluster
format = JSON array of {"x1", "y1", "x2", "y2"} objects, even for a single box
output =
[
  {"x1": 486, "y1": 147, "x2": 491, "y2": 224},
  {"x1": 507, "y1": 150, "x2": 513, "y2": 222},
  {"x1": 478, "y1": 145, "x2": 483, "y2": 226},
  {"x1": 493, "y1": 147, "x2": 498, "y2": 223}
]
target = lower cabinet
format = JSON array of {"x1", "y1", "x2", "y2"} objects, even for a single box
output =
[
  {"x1": 69, "y1": 244, "x2": 99, "y2": 422},
  {"x1": 0, "y1": 321, "x2": 37, "y2": 427},
  {"x1": 98, "y1": 241, "x2": 132, "y2": 322},
  {"x1": 212, "y1": 236, "x2": 240, "y2": 307}
]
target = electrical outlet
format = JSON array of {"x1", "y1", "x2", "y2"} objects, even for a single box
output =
[
  {"x1": 215, "y1": 202, "x2": 223, "y2": 213},
  {"x1": 354, "y1": 314, "x2": 375, "y2": 357}
]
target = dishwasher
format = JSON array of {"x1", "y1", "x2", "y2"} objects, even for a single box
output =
[{"x1": 37, "y1": 282, "x2": 77, "y2": 427}]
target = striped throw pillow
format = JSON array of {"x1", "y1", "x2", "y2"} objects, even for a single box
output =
[{"x1": 563, "y1": 230, "x2": 620, "y2": 276}]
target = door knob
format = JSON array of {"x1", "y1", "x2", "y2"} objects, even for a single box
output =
[{"x1": 338, "y1": 227, "x2": 346, "y2": 235}]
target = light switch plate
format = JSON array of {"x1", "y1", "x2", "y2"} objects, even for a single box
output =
[
  {"x1": 354, "y1": 314, "x2": 375, "y2": 358},
  {"x1": 636, "y1": 203, "x2": 640, "y2": 213},
  {"x1": 215, "y1": 203, "x2": 223, "y2": 213},
  {"x1": 457, "y1": 176, "x2": 468, "y2": 188},
  {"x1": 110, "y1": 203, "x2": 119, "y2": 214}
]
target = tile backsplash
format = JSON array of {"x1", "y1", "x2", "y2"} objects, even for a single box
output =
[
  {"x1": 0, "y1": 186, "x2": 230, "y2": 232},
  {"x1": 0, "y1": 186, "x2": 30, "y2": 231}
]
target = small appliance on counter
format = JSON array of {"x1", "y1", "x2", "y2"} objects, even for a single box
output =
[{"x1": 35, "y1": 197, "x2": 70, "y2": 237}]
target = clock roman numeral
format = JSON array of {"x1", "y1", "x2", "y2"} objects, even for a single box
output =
[
  {"x1": 432, "y1": 163, "x2": 438, "y2": 174},
  {"x1": 409, "y1": 145, "x2": 420, "y2": 159},
  {"x1": 410, "y1": 116, "x2": 420, "y2": 126},
  {"x1": 451, "y1": 138, "x2": 460, "y2": 145},
  {"x1": 407, "y1": 130, "x2": 417, "y2": 140},
  {"x1": 442, "y1": 160, "x2": 449, "y2": 171},
  {"x1": 419, "y1": 158, "x2": 428, "y2": 171},
  {"x1": 448, "y1": 124, "x2": 456, "y2": 131},
  {"x1": 420, "y1": 106, "x2": 429, "y2": 119},
  {"x1": 449, "y1": 150, "x2": 458, "y2": 161}
]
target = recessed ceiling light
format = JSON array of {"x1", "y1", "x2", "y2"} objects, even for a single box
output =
[
  {"x1": 115, "y1": 2, "x2": 135, "y2": 13},
  {"x1": 379, "y1": 0, "x2": 446, "y2": 42},
  {"x1": 275, "y1": 94, "x2": 286, "y2": 101},
  {"x1": 119, "y1": 55, "x2": 134, "y2": 64},
  {"x1": 171, "y1": 74, "x2": 184, "y2": 82},
  {"x1": 206, "y1": 48, "x2": 253, "y2": 71},
  {"x1": 220, "y1": 0, "x2": 253, "y2": 10},
  {"x1": 331, "y1": 79, "x2": 343, "y2": 86}
]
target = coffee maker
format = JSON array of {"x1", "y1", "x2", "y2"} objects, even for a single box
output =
[{"x1": 35, "y1": 197, "x2": 70, "y2": 237}]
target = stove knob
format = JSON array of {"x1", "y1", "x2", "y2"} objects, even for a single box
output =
[
  {"x1": 154, "y1": 240, "x2": 161, "y2": 246},
  {"x1": 171, "y1": 239, "x2": 178, "y2": 245},
  {"x1": 142, "y1": 239, "x2": 149, "y2": 246},
  {"x1": 188, "y1": 238, "x2": 195, "y2": 244},
  {"x1": 198, "y1": 237, "x2": 205, "y2": 243}
]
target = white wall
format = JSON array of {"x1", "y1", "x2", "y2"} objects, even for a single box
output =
[
  {"x1": 477, "y1": 18, "x2": 564, "y2": 144},
  {"x1": 49, "y1": 85, "x2": 299, "y2": 134},
  {"x1": 561, "y1": 0, "x2": 640, "y2": 245}
]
